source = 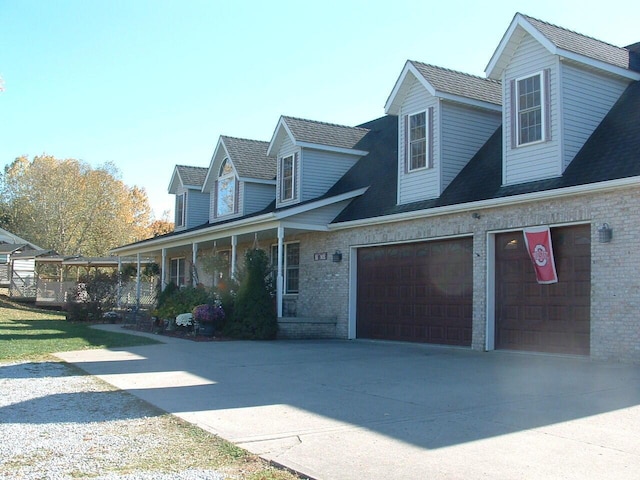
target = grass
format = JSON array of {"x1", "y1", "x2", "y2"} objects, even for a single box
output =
[
  {"x1": 0, "y1": 296, "x2": 306, "y2": 479},
  {"x1": 0, "y1": 296, "x2": 161, "y2": 361}
]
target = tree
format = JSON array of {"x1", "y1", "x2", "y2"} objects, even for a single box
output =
[
  {"x1": 148, "y1": 210, "x2": 174, "y2": 237},
  {"x1": 225, "y1": 248, "x2": 277, "y2": 340},
  {"x1": 0, "y1": 155, "x2": 154, "y2": 256}
]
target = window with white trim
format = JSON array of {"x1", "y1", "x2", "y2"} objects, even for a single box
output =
[
  {"x1": 216, "y1": 158, "x2": 236, "y2": 217},
  {"x1": 175, "y1": 193, "x2": 185, "y2": 227},
  {"x1": 408, "y1": 111, "x2": 427, "y2": 171},
  {"x1": 271, "y1": 242, "x2": 299, "y2": 294},
  {"x1": 169, "y1": 257, "x2": 186, "y2": 287},
  {"x1": 280, "y1": 154, "x2": 295, "y2": 201},
  {"x1": 517, "y1": 73, "x2": 544, "y2": 145}
]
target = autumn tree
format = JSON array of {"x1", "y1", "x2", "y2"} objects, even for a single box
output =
[
  {"x1": 0, "y1": 155, "x2": 154, "y2": 256},
  {"x1": 148, "y1": 210, "x2": 174, "y2": 237}
]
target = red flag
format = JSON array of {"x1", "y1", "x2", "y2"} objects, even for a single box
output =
[{"x1": 523, "y1": 226, "x2": 558, "y2": 284}]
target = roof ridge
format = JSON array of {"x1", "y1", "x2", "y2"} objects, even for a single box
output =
[
  {"x1": 409, "y1": 60, "x2": 501, "y2": 84},
  {"x1": 176, "y1": 164, "x2": 207, "y2": 169},
  {"x1": 282, "y1": 115, "x2": 371, "y2": 132},
  {"x1": 221, "y1": 135, "x2": 270, "y2": 145},
  {"x1": 520, "y1": 13, "x2": 628, "y2": 52}
]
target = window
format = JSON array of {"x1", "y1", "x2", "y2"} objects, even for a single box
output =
[
  {"x1": 216, "y1": 159, "x2": 236, "y2": 217},
  {"x1": 408, "y1": 111, "x2": 427, "y2": 171},
  {"x1": 169, "y1": 258, "x2": 186, "y2": 287},
  {"x1": 271, "y1": 242, "x2": 300, "y2": 294},
  {"x1": 517, "y1": 73, "x2": 543, "y2": 145},
  {"x1": 175, "y1": 193, "x2": 185, "y2": 227},
  {"x1": 280, "y1": 154, "x2": 295, "y2": 201}
]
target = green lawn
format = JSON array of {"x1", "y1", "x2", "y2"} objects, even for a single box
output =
[{"x1": 0, "y1": 297, "x2": 160, "y2": 361}]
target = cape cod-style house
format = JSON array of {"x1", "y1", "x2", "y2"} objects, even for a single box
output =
[{"x1": 112, "y1": 13, "x2": 640, "y2": 363}]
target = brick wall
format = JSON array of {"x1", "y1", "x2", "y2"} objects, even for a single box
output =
[{"x1": 294, "y1": 184, "x2": 640, "y2": 363}]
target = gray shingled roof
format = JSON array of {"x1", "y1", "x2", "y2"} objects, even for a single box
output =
[
  {"x1": 410, "y1": 61, "x2": 502, "y2": 105},
  {"x1": 221, "y1": 136, "x2": 276, "y2": 180},
  {"x1": 522, "y1": 14, "x2": 632, "y2": 70},
  {"x1": 176, "y1": 165, "x2": 208, "y2": 187},
  {"x1": 0, "y1": 243, "x2": 27, "y2": 254},
  {"x1": 282, "y1": 116, "x2": 370, "y2": 150}
]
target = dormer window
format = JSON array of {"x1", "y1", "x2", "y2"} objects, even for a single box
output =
[
  {"x1": 516, "y1": 72, "x2": 545, "y2": 145},
  {"x1": 280, "y1": 154, "x2": 296, "y2": 201},
  {"x1": 175, "y1": 193, "x2": 185, "y2": 227},
  {"x1": 216, "y1": 158, "x2": 236, "y2": 217},
  {"x1": 408, "y1": 111, "x2": 427, "y2": 171}
]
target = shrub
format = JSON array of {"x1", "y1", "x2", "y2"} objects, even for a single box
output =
[
  {"x1": 224, "y1": 248, "x2": 277, "y2": 340},
  {"x1": 154, "y1": 285, "x2": 212, "y2": 320},
  {"x1": 65, "y1": 271, "x2": 119, "y2": 322}
]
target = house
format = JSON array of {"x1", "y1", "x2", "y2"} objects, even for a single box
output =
[
  {"x1": 0, "y1": 227, "x2": 42, "y2": 289},
  {"x1": 112, "y1": 13, "x2": 640, "y2": 363}
]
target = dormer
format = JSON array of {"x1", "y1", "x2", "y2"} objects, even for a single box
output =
[
  {"x1": 168, "y1": 165, "x2": 209, "y2": 231},
  {"x1": 202, "y1": 136, "x2": 276, "y2": 223},
  {"x1": 267, "y1": 116, "x2": 369, "y2": 208},
  {"x1": 385, "y1": 61, "x2": 502, "y2": 205},
  {"x1": 486, "y1": 13, "x2": 640, "y2": 186}
]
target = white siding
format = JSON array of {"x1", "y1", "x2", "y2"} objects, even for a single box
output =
[
  {"x1": 398, "y1": 79, "x2": 439, "y2": 204},
  {"x1": 441, "y1": 102, "x2": 501, "y2": 190},
  {"x1": 562, "y1": 63, "x2": 630, "y2": 169},
  {"x1": 244, "y1": 182, "x2": 276, "y2": 214},
  {"x1": 275, "y1": 136, "x2": 300, "y2": 208},
  {"x1": 301, "y1": 149, "x2": 361, "y2": 202},
  {"x1": 503, "y1": 33, "x2": 560, "y2": 185}
]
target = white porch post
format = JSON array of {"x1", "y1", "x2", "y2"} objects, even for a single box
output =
[
  {"x1": 192, "y1": 242, "x2": 198, "y2": 286},
  {"x1": 136, "y1": 253, "x2": 141, "y2": 309},
  {"x1": 117, "y1": 256, "x2": 122, "y2": 309},
  {"x1": 276, "y1": 226, "x2": 284, "y2": 318},
  {"x1": 161, "y1": 248, "x2": 167, "y2": 291},
  {"x1": 231, "y1": 235, "x2": 237, "y2": 278}
]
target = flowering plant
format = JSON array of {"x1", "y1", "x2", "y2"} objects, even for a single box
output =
[
  {"x1": 192, "y1": 303, "x2": 225, "y2": 325},
  {"x1": 175, "y1": 312, "x2": 193, "y2": 327}
]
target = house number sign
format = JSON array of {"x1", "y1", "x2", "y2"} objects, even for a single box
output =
[{"x1": 313, "y1": 252, "x2": 328, "y2": 261}]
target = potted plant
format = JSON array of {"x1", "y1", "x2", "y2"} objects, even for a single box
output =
[{"x1": 193, "y1": 303, "x2": 225, "y2": 337}]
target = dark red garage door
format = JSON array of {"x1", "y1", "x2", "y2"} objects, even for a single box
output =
[
  {"x1": 495, "y1": 225, "x2": 591, "y2": 355},
  {"x1": 357, "y1": 238, "x2": 473, "y2": 346}
]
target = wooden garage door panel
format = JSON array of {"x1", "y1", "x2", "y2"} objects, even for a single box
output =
[
  {"x1": 495, "y1": 225, "x2": 591, "y2": 355},
  {"x1": 357, "y1": 238, "x2": 473, "y2": 346}
]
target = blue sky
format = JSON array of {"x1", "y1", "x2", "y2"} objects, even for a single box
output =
[{"x1": 1, "y1": 0, "x2": 638, "y2": 219}]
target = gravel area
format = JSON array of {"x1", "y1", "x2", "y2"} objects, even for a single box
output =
[{"x1": 0, "y1": 361, "x2": 226, "y2": 480}]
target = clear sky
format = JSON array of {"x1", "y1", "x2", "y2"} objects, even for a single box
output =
[{"x1": 1, "y1": 0, "x2": 638, "y2": 219}]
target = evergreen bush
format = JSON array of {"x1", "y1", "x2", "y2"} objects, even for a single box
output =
[{"x1": 225, "y1": 248, "x2": 277, "y2": 340}]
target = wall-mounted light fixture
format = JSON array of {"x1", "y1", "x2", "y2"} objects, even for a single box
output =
[
  {"x1": 472, "y1": 212, "x2": 481, "y2": 219},
  {"x1": 332, "y1": 250, "x2": 343, "y2": 262},
  {"x1": 598, "y1": 223, "x2": 613, "y2": 243}
]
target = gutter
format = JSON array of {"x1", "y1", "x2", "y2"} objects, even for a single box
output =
[{"x1": 329, "y1": 176, "x2": 640, "y2": 230}]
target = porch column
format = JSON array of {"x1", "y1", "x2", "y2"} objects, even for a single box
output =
[
  {"x1": 117, "y1": 256, "x2": 122, "y2": 309},
  {"x1": 192, "y1": 243, "x2": 198, "y2": 286},
  {"x1": 276, "y1": 226, "x2": 284, "y2": 318},
  {"x1": 161, "y1": 248, "x2": 167, "y2": 291},
  {"x1": 231, "y1": 235, "x2": 237, "y2": 278},
  {"x1": 212, "y1": 241, "x2": 218, "y2": 287},
  {"x1": 136, "y1": 253, "x2": 141, "y2": 309}
]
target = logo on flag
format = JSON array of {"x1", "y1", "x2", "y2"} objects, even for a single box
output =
[{"x1": 523, "y1": 226, "x2": 558, "y2": 284}]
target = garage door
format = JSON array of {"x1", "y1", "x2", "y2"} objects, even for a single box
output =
[
  {"x1": 495, "y1": 225, "x2": 591, "y2": 355},
  {"x1": 357, "y1": 238, "x2": 473, "y2": 346}
]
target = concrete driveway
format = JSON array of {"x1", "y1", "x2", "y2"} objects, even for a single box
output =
[{"x1": 56, "y1": 326, "x2": 640, "y2": 480}]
